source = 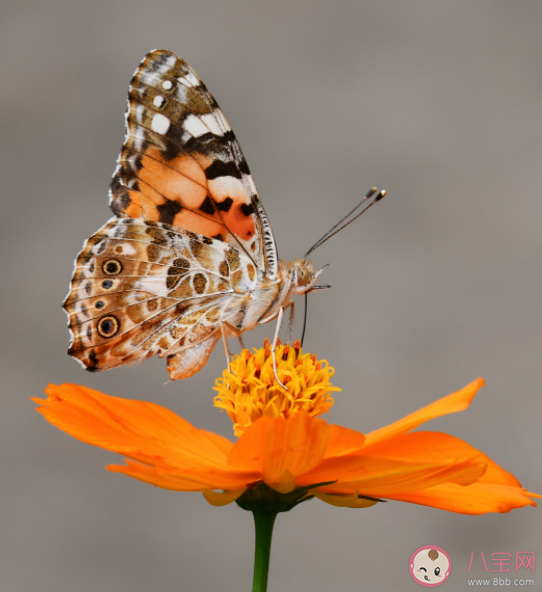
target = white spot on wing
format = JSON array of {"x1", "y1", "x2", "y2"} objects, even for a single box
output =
[
  {"x1": 183, "y1": 114, "x2": 210, "y2": 137},
  {"x1": 178, "y1": 72, "x2": 199, "y2": 88},
  {"x1": 153, "y1": 95, "x2": 165, "y2": 108},
  {"x1": 151, "y1": 113, "x2": 170, "y2": 134},
  {"x1": 215, "y1": 109, "x2": 232, "y2": 132},
  {"x1": 135, "y1": 276, "x2": 169, "y2": 296},
  {"x1": 135, "y1": 104, "x2": 145, "y2": 124},
  {"x1": 130, "y1": 126, "x2": 145, "y2": 151},
  {"x1": 177, "y1": 76, "x2": 193, "y2": 88},
  {"x1": 201, "y1": 112, "x2": 228, "y2": 136},
  {"x1": 120, "y1": 243, "x2": 137, "y2": 256},
  {"x1": 127, "y1": 154, "x2": 139, "y2": 169},
  {"x1": 162, "y1": 79, "x2": 173, "y2": 90},
  {"x1": 208, "y1": 176, "x2": 248, "y2": 200},
  {"x1": 139, "y1": 70, "x2": 162, "y2": 87},
  {"x1": 155, "y1": 55, "x2": 176, "y2": 73},
  {"x1": 177, "y1": 83, "x2": 188, "y2": 102},
  {"x1": 132, "y1": 135, "x2": 143, "y2": 151},
  {"x1": 184, "y1": 71, "x2": 199, "y2": 87}
]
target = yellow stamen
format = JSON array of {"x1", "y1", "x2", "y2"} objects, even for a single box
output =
[{"x1": 213, "y1": 339, "x2": 341, "y2": 436}]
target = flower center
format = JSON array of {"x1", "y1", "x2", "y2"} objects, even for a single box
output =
[{"x1": 214, "y1": 339, "x2": 340, "y2": 436}]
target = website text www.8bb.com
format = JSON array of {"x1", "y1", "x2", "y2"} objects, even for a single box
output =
[{"x1": 467, "y1": 577, "x2": 535, "y2": 586}]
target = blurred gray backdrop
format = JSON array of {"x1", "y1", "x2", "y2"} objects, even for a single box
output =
[{"x1": 1, "y1": 1, "x2": 541, "y2": 590}]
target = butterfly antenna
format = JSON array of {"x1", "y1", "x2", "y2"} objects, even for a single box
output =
[
  {"x1": 301, "y1": 292, "x2": 308, "y2": 348},
  {"x1": 303, "y1": 187, "x2": 386, "y2": 260}
]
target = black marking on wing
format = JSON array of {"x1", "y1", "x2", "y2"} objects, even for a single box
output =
[
  {"x1": 156, "y1": 199, "x2": 183, "y2": 225},
  {"x1": 205, "y1": 160, "x2": 243, "y2": 180},
  {"x1": 162, "y1": 138, "x2": 181, "y2": 162},
  {"x1": 199, "y1": 196, "x2": 216, "y2": 215},
  {"x1": 216, "y1": 197, "x2": 233, "y2": 212},
  {"x1": 241, "y1": 202, "x2": 254, "y2": 216},
  {"x1": 87, "y1": 349, "x2": 99, "y2": 372}
]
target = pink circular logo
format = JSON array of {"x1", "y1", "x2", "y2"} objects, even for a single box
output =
[{"x1": 409, "y1": 545, "x2": 452, "y2": 587}]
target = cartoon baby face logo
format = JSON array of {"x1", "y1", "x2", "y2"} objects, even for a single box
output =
[{"x1": 409, "y1": 545, "x2": 452, "y2": 587}]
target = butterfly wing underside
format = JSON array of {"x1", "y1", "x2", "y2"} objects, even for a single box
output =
[
  {"x1": 64, "y1": 219, "x2": 258, "y2": 378},
  {"x1": 64, "y1": 49, "x2": 280, "y2": 379}
]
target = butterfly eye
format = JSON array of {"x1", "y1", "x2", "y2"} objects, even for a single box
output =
[
  {"x1": 102, "y1": 259, "x2": 123, "y2": 275},
  {"x1": 97, "y1": 315, "x2": 120, "y2": 338},
  {"x1": 296, "y1": 265, "x2": 309, "y2": 286}
]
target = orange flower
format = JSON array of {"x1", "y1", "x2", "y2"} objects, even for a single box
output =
[{"x1": 33, "y1": 343, "x2": 539, "y2": 515}]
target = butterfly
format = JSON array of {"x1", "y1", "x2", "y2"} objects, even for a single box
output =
[{"x1": 64, "y1": 49, "x2": 384, "y2": 384}]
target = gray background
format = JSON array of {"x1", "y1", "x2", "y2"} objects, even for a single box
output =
[{"x1": 1, "y1": 1, "x2": 541, "y2": 590}]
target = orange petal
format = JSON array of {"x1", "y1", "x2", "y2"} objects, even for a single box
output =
[
  {"x1": 199, "y1": 430, "x2": 235, "y2": 457},
  {"x1": 324, "y1": 425, "x2": 366, "y2": 458},
  {"x1": 364, "y1": 378, "x2": 484, "y2": 447},
  {"x1": 108, "y1": 459, "x2": 258, "y2": 491},
  {"x1": 386, "y1": 482, "x2": 539, "y2": 514},
  {"x1": 476, "y1": 455, "x2": 522, "y2": 486},
  {"x1": 202, "y1": 488, "x2": 246, "y2": 506},
  {"x1": 262, "y1": 413, "x2": 330, "y2": 485},
  {"x1": 314, "y1": 491, "x2": 379, "y2": 508},
  {"x1": 108, "y1": 460, "x2": 209, "y2": 491},
  {"x1": 302, "y1": 432, "x2": 487, "y2": 493},
  {"x1": 227, "y1": 415, "x2": 272, "y2": 472},
  {"x1": 34, "y1": 384, "x2": 231, "y2": 469},
  {"x1": 362, "y1": 432, "x2": 485, "y2": 478},
  {"x1": 308, "y1": 458, "x2": 486, "y2": 495},
  {"x1": 270, "y1": 469, "x2": 297, "y2": 494},
  {"x1": 227, "y1": 413, "x2": 330, "y2": 486}
]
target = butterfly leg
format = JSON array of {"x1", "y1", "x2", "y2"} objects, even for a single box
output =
[
  {"x1": 271, "y1": 307, "x2": 288, "y2": 391},
  {"x1": 285, "y1": 301, "x2": 295, "y2": 344},
  {"x1": 220, "y1": 324, "x2": 232, "y2": 375},
  {"x1": 221, "y1": 320, "x2": 248, "y2": 372}
]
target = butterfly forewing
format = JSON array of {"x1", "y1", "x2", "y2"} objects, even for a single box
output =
[{"x1": 110, "y1": 49, "x2": 278, "y2": 278}]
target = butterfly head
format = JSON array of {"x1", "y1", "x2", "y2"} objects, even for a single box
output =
[{"x1": 290, "y1": 260, "x2": 330, "y2": 295}]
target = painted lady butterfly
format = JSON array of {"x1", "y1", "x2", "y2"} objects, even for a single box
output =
[{"x1": 64, "y1": 49, "x2": 384, "y2": 383}]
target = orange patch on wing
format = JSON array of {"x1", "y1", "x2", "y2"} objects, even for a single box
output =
[
  {"x1": 172, "y1": 209, "x2": 226, "y2": 237},
  {"x1": 171, "y1": 154, "x2": 207, "y2": 187},
  {"x1": 208, "y1": 178, "x2": 255, "y2": 240},
  {"x1": 134, "y1": 178, "x2": 169, "y2": 207},
  {"x1": 119, "y1": 179, "x2": 162, "y2": 222},
  {"x1": 222, "y1": 206, "x2": 256, "y2": 240},
  {"x1": 138, "y1": 155, "x2": 208, "y2": 207},
  {"x1": 190, "y1": 152, "x2": 213, "y2": 171},
  {"x1": 122, "y1": 190, "x2": 143, "y2": 218},
  {"x1": 148, "y1": 148, "x2": 207, "y2": 188}
]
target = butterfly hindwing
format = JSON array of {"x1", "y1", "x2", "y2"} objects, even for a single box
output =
[
  {"x1": 166, "y1": 334, "x2": 221, "y2": 380},
  {"x1": 64, "y1": 218, "x2": 258, "y2": 374},
  {"x1": 110, "y1": 49, "x2": 279, "y2": 279}
]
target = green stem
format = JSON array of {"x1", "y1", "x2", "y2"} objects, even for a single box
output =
[{"x1": 252, "y1": 511, "x2": 278, "y2": 592}]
